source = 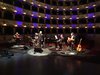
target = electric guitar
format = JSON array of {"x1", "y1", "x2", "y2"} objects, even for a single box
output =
[{"x1": 76, "y1": 38, "x2": 82, "y2": 52}]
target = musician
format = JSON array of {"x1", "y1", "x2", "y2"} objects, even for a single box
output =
[
  {"x1": 13, "y1": 32, "x2": 21, "y2": 44},
  {"x1": 55, "y1": 34, "x2": 59, "y2": 50},
  {"x1": 39, "y1": 31, "x2": 44, "y2": 48},
  {"x1": 58, "y1": 34, "x2": 64, "y2": 50},
  {"x1": 67, "y1": 32, "x2": 76, "y2": 50},
  {"x1": 55, "y1": 34, "x2": 64, "y2": 50}
]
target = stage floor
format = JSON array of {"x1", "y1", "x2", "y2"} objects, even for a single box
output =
[
  {"x1": 0, "y1": 44, "x2": 100, "y2": 75},
  {"x1": 0, "y1": 53, "x2": 100, "y2": 75}
]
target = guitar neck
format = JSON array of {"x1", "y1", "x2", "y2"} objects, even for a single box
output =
[{"x1": 79, "y1": 39, "x2": 82, "y2": 44}]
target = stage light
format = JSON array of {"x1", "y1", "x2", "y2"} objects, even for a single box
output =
[
  {"x1": 93, "y1": 15, "x2": 95, "y2": 18},
  {"x1": 38, "y1": 15, "x2": 41, "y2": 17},
  {"x1": 38, "y1": 26, "x2": 41, "y2": 28},
  {"x1": 93, "y1": 4, "x2": 96, "y2": 7},
  {"x1": 23, "y1": 25, "x2": 27, "y2": 27},
  {"x1": 70, "y1": 18, "x2": 72, "y2": 20},
  {"x1": 77, "y1": 8, "x2": 79, "y2": 10},
  {"x1": 31, "y1": 26, "x2": 34, "y2": 28},
  {"x1": 38, "y1": 4, "x2": 41, "y2": 7},
  {"x1": 23, "y1": 12, "x2": 26, "y2": 15},
  {"x1": 45, "y1": 16, "x2": 47, "y2": 18},
  {"x1": 70, "y1": 8, "x2": 72, "y2": 10},
  {"x1": 51, "y1": 7, "x2": 53, "y2": 9},
  {"x1": 23, "y1": 0, "x2": 26, "y2": 1},
  {"x1": 77, "y1": 17, "x2": 79, "y2": 19},
  {"x1": 57, "y1": 17, "x2": 59, "y2": 20},
  {"x1": 3, "y1": 24, "x2": 7, "y2": 26},
  {"x1": 45, "y1": 27, "x2": 47, "y2": 28},
  {"x1": 57, "y1": 27, "x2": 59, "y2": 29},
  {"x1": 85, "y1": 6, "x2": 88, "y2": 8},
  {"x1": 57, "y1": 8, "x2": 59, "y2": 10},
  {"x1": 14, "y1": 25, "x2": 18, "y2": 27},
  {"x1": 45, "y1": 6, "x2": 47, "y2": 8},
  {"x1": 63, "y1": 27, "x2": 65, "y2": 29},
  {"x1": 63, "y1": 9, "x2": 66, "y2": 11},
  {"x1": 16, "y1": 21, "x2": 23, "y2": 27},
  {"x1": 85, "y1": 16, "x2": 88, "y2": 18},
  {"x1": 92, "y1": 26, "x2": 95, "y2": 28},
  {"x1": 85, "y1": 26, "x2": 87, "y2": 28},
  {"x1": 14, "y1": 10, "x2": 17, "y2": 13},
  {"x1": 51, "y1": 17, "x2": 53, "y2": 19},
  {"x1": 63, "y1": 18, "x2": 65, "y2": 20},
  {"x1": 2, "y1": 7, "x2": 6, "y2": 10},
  {"x1": 31, "y1": 14, "x2": 34, "y2": 16},
  {"x1": 31, "y1": 2, "x2": 34, "y2": 4},
  {"x1": 69, "y1": 27, "x2": 72, "y2": 29},
  {"x1": 76, "y1": 27, "x2": 79, "y2": 29},
  {"x1": 51, "y1": 27, "x2": 53, "y2": 28}
]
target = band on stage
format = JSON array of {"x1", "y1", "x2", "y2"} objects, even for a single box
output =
[{"x1": 13, "y1": 31, "x2": 82, "y2": 51}]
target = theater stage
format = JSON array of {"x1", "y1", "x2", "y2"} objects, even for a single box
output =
[{"x1": 0, "y1": 44, "x2": 100, "y2": 75}]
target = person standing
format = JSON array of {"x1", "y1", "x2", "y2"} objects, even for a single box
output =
[{"x1": 67, "y1": 32, "x2": 76, "y2": 51}]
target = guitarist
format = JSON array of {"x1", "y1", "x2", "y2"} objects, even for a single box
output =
[{"x1": 67, "y1": 32, "x2": 76, "y2": 50}]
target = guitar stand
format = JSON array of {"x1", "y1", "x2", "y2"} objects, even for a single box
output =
[{"x1": 0, "y1": 48, "x2": 14, "y2": 58}]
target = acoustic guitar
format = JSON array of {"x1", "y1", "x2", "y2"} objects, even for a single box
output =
[{"x1": 76, "y1": 38, "x2": 82, "y2": 52}]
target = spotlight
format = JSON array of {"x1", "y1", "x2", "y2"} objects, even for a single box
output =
[
  {"x1": 2, "y1": 7, "x2": 6, "y2": 10},
  {"x1": 57, "y1": 17, "x2": 59, "y2": 20},
  {"x1": 23, "y1": 0, "x2": 26, "y2": 1},
  {"x1": 31, "y1": 26, "x2": 34, "y2": 28},
  {"x1": 38, "y1": 26, "x2": 41, "y2": 28},
  {"x1": 57, "y1": 8, "x2": 59, "y2": 10},
  {"x1": 31, "y1": 2, "x2": 34, "y2": 4},
  {"x1": 69, "y1": 27, "x2": 72, "y2": 29},
  {"x1": 57, "y1": 27, "x2": 59, "y2": 29},
  {"x1": 77, "y1": 17, "x2": 79, "y2": 19},
  {"x1": 45, "y1": 27, "x2": 47, "y2": 28},
  {"x1": 85, "y1": 6, "x2": 88, "y2": 8},
  {"x1": 51, "y1": 17, "x2": 53, "y2": 19},
  {"x1": 14, "y1": 10, "x2": 17, "y2": 13},
  {"x1": 63, "y1": 9, "x2": 66, "y2": 11},
  {"x1": 93, "y1": 15, "x2": 95, "y2": 18},
  {"x1": 93, "y1": 4, "x2": 96, "y2": 7},
  {"x1": 63, "y1": 18, "x2": 65, "y2": 20},
  {"x1": 23, "y1": 25, "x2": 27, "y2": 27},
  {"x1": 63, "y1": 27, "x2": 65, "y2": 29},
  {"x1": 77, "y1": 8, "x2": 79, "y2": 10},
  {"x1": 38, "y1": 16, "x2": 41, "y2": 18},
  {"x1": 31, "y1": 14, "x2": 34, "y2": 16},
  {"x1": 85, "y1": 26, "x2": 87, "y2": 28},
  {"x1": 3, "y1": 24, "x2": 7, "y2": 26},
  {"x1": 14, "y1": 25, "x2": 18, "y2": 27},
  {"x1": 51, "y1": 7, "x2": 53, "y2": 9},
  {"x1": 23, "y1": 12, "x2": 26, "y2": 15},
  {"x1": 85, "y1": 16, "x2": 88, "y2": 18},
  {"x1": 38, "y1": 4, "x2": 41, "y2": 7},
  {"x1": 70, "y1": 18, "x2": 72, "y2": 20},
  {"x1": 92, "y1": 26, "x2": 95, "y2": 28},
  {"x1": 70, "y1": 8, "x2": 72, "y2": 10},
  {"x1": 45, "y1": 16, "x2": 47, "y2": 18},
  {"x1": 76, "y1": 27, "x2": 79, "y2": 29},
  {"x1": 45, "y1": 6, "x2": 47, "y2": 8},
  {"x1": 51, "y1": 27, "x2": 53, "y2": 28}
]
